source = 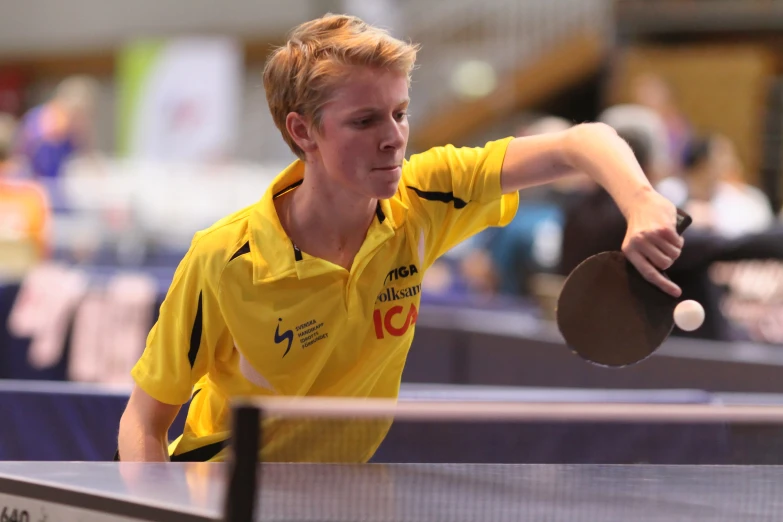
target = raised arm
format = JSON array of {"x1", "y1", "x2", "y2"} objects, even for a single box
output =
[{"x1": 500, "y1": 122, "x2": 684, "y2": 297}]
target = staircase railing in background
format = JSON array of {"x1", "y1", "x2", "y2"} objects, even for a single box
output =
[
  {"x1": 393, "y1": 0, "x2": 613, "y2": 137},
  {"x1": 617, "y1": 0, "x2": 783, "y2": 36}
]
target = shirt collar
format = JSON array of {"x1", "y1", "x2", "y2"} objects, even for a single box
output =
[{"x1": 249, "y1": 160, "x2": 408, "y2": 283}]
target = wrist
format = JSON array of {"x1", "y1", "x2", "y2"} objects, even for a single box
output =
[{"x1": 619, "y1": 185, "x2": 656, "y2": 219}]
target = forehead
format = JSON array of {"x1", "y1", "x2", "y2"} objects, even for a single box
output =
[{"x1": 324, "y1": 66, "x2": 409, "y2": 113}]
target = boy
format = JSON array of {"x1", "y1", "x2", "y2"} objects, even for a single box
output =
[{"x1": 118, "y1": 14, "x2": 684, "y2": 462}]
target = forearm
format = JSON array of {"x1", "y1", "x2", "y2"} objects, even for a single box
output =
[
  {"x1": 500, "y1": 123, "x2": 653, "y2": 216},
  {"x1": 117, "y1": 417, "x2": 169, "y2": 462},
  {"x1": 118, "y1": 413, "x2": 170, "y2": 462}
]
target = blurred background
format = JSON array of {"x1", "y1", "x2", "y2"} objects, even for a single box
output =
[{"x1": 4, "y1": 0, "x2": 783, "y2": 461}]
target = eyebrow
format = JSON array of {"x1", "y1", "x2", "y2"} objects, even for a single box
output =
[{"x1": 348, "y1": 99, "x2": 410, "y2": 115}]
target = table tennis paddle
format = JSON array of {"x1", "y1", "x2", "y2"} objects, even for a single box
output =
[{"x1": 556, "y1": 209, "x2": 692, "y2": 367}]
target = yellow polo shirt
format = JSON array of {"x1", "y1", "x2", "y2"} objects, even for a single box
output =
[{"x1": 130, "y1": 137, "x2": 518, "y2": 462}]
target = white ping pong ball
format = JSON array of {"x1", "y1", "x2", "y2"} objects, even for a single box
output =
[{"x1": 674, "y1": 300, "x2": 705, "y2": 331}]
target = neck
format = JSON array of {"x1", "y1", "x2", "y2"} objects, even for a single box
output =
[{"x1": 277, "y1": 163, "x2": 377, "y2": 261}]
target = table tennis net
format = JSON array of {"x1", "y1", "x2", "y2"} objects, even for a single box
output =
[{"x1": 222, "y1": 398, "x2": 783, "y2": 522}]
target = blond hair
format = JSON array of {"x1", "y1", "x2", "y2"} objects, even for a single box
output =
[{"x1": 263, "y1": 13, "x2": 418, "y2": 159}]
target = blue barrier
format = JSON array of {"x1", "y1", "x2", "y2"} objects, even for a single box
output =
[{"x1": 0, "y1": 380, "x2": 751, "y2": 464}]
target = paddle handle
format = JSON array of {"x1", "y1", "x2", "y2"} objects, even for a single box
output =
[{"x1": 675, "y1": 208, "x2": 692, "y2": 236}]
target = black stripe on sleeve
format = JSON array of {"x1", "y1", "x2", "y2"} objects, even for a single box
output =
[
  {"x1": 188, "y1": 291, "x2": 203, "y2": 368},
  {"x1": 229, "y1": 241, "x2": 251, "y2": 262},
  {"x1": 169, "y1": 439, "x2": 228, "y2": 462},
  {"x1": 406, "y1": 186, "x2": 468, "y2": 209}
]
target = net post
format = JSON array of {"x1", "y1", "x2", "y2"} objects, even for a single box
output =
[{"x1": 223, "y1": 401, "x2": 261, "y2": 522}]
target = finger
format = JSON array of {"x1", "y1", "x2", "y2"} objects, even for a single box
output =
[
  {"x1": 646, "y1": 233, "x2": 682, "y2": 261},
  {"x1": 625, "y1": 249, "x2": 682, "y2": 297},
  {"x1": 635, "y1": 241, "x2": 676, "y2": 271},
  {"x1": 653, "y1": 225, "x2": 685, "y2": 248},
  {"x1": 626, "y1": 235, "x2": 675, "y2": 270}
]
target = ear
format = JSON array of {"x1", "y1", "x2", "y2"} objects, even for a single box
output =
[{"x1": 285, "y1": 112, "x2": 318, "y2": 154}]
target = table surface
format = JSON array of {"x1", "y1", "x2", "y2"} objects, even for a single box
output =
[{"x1": 1, "y1": 461, "x2": 783, "y2": 521}]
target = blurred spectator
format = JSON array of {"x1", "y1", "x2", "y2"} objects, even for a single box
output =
[
  {"x1": 657, "y1": 134, "x2": 774, "y2": 239},
  {"x1": 599, "y1": 103, "x2": 673, "y2": 185},
  {"x1": 0, "y1": 113, "x2": 23, "y2": 178},
  {"x1": 15, "y1": 75, "x2": 98, "y2": 182},
  {"x1": 560, "y1": 107, "x2": 783, "y2": 341},
  {"x1": 632, "y1": 73, "x2": 692, "y2": 170},
  {"x1": 0, "y1": 113, "x2": 51, "y2": 263},
  {"x1": 0, "y1": 68, "x2": 27, "y2": 117}
]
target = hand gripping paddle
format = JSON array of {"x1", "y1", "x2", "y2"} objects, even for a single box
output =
[{"x1": 556, "y1": 209, "x2": 692, "y2": 367}]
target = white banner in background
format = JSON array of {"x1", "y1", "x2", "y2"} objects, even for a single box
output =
[{"x1": 117, "y1": 37, "x2": 242, "y2": 163}]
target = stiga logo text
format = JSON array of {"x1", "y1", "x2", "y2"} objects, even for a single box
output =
[
  {"x1": 373, "y1": 303, "x2": 418, "y2": 339},
  {"x1": 384, "y1": 264, "x2": 418, "y2": 285}
]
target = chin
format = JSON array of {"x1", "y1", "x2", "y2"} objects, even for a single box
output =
[{"x1": 374, "y1": 180, "x2": 400, "y2": 200}]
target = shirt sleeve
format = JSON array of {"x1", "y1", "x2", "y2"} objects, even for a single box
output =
[
  {"x1": 402, "y1": 137, "x2": 519, "y2": 267},
  {"x1": 130, "y1": 233, "x2": 226, "y2": 405}
]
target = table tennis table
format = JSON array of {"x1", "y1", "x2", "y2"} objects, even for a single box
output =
[{"x1": 0, "y1": 461, "x2": 782, "y2": 521}]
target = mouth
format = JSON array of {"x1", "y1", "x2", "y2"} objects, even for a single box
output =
[{"x1": 373, "y1": 165, "x2": 402, "y2": 172}]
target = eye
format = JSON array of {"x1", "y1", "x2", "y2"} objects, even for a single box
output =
[
  {"x1": 353, "y1": 117, "x2": 373, "y2": 128},
  {"x1": 394, "y1": 111, "x2": 409, "y2": 122}
]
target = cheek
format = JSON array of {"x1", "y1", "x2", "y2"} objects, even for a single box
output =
[
  {"x1": 335, "y1": 134, "x2": 373, "y2": 170},
  {"x1": 318, "y1": 133, "x2": 350, "y2": 167}
]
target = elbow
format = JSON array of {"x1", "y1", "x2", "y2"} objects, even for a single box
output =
[
  {"x1": 562, "y1": 122, "x2": 619, "y2": 167},
  {"x1": 567, "y1": 122, "x2": 618, "y2": 145},
  {"x1": 575, "y1": 121, "x2": 617, "y2": 136}
]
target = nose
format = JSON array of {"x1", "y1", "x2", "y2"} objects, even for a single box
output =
[{"x1": 380, "y1": 119, "x2": 406, "y2": 152}]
